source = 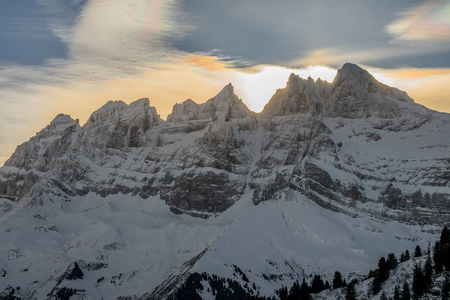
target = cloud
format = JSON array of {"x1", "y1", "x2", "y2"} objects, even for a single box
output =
[
  {"x1": 67, "y1": 0, "x2": 191, "y2": 69},
  {"x1": 387, "y1": 0, "x2": 450, "y2": 43}
]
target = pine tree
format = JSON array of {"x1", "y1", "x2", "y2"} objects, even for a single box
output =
[
  {"x1": 372, "y1": 275, "x2": 382, "y2": 295},
  {"x1": 278, "y1": 286, "x2": 288, "y2": 300},
  {"x1": 345, "y1": 282, "x2": 356, "y2": 300},
  {"x1": 414, "y1": 245, "x2": 422, "y2": 257},
  {"x1": 387, "y1": 253, "x2": 398, "y2": 270},
  {"x1": 310, "y1": 274, "x2": 325, "y2": 294},
  {"x1": 441, "y1": 227, "x2": 450, "y2": 245},
  {"x1": 333, "y1": 271, "x2": 344, "y2": 289},
  {"x1": 435, "y1": 240, "x2": 443, "y2": 273},
  {"x1": 288, "y1": 280, "x2": 300, "y2": 300},
  {"x1": 393, "y1": 284, "x2": 400, "y2": 300},
  {"x1": 424, "y1": 251, "x2": 433, "y2": 290},
  {"x1": 380, "y1": 290, "x2": 388, "y2": 300},
  {"x1": 412, "y1": 264, "x2": 426, "y2": 297},
  {"x1": 402, "y1": 281, "x2": 411, "y2": 300},
  {"x1": 441, "y1": 227, "x2": 450, "y2": 271},
  {"x1": 299, "y1": 278, "x2": 310, "y2": 300},
  {"x1": 443, "y1": 243, "x2": 450, "y2": 270},
  {"x1": 372, "y1": 256, "x2": 391, "y2": 295},
  {"x1": 405, "y1": 250, "x2": 411, "y2": 261},
  {"x1": 378, "y1": 257, "x2": 389, "y2": 281},
  {"x1": 442, "y1": 276, "x2": 450, "y2": 300}
]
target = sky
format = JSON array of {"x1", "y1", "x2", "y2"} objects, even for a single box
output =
[{"x1": 1, "y1": 0, "x2": 450, "y2": 165}]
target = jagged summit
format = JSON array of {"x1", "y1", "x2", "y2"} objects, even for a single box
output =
[
  {"x1": 332, "y1": 62, "x2": 378, "y2": 90},
  {"x1": 336, "y1": 62, "x2": 366, "y2": 77},
  {"x1": 4, "y1": 113, "x2": 80, "y2": 172},
  {"x1": 261, "y1": 63, "x2": 418, "y2": 118},
  {"x1": 167, "y1": 99, "x2": 200, "y2": 122},
  {"x1": 49, "y1": 113, "x2": 78, "y2": 126},
  {"x1": 168, "y1": 83, "x2": 251, "y2": 122},
  {"x1": 220, "y1": 82, "x2": 234, "y2": 95},
  {"x1": 262, "y1": 73, "x2": 327, "y2": 117},
  {"x1": 76, "y1": 97, "x2": 162, "y2": 154}
]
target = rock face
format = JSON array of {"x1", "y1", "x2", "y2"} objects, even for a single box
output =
[
  {"x1": 262, "y1": 73, "x2": 329, "y2": 117},
  {"x1": 0, "y1": 63, "x2": 449, "y2": 299},
  {"x1": 77, "y1": 98, "x2": 162, "y2": 156},
  {"x1": 0, "y1": 64, "x2": 448, "y2": 220},
  {"x1": 326, "y1": 63, "x2": 414, "y2": 118},
  {"x1": 167, "y1": 83, "x2": 252, "y2": 122}
]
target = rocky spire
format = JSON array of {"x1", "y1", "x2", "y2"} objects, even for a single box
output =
[
  {"x1": 76, "y1": 98, "x2": 162, "y2": 155},
  {"x1": 168, "y1": 83, "x2": 251, "y2": 122},
  {"x1": 4, "y1": 114, "x2": 80, "y2": 172}
]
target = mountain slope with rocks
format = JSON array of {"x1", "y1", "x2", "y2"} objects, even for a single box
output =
[{"x1": 0, "y1": 63, "x2": 448, "y2": 299}]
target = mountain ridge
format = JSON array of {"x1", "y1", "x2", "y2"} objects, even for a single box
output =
[{"x1": 0, "y1": 63, "x2": 449, "y2": 299}]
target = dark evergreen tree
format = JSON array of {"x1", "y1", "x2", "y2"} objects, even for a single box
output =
[
  {"x1": 378, "y1": 257, "x2": 389, "y2": 282},
  {"x1": 56, "y1": 287, "x2": 77, "y2": 300},
  {"x1": 372, "y1": 256, "x2": 390, "y2": 295},
  {"x1": 442, "y1": 276, "x2": 450, "y2": 300},
  {"x1": 440, "y1": 229, "x2": 450, "y2": 271},
  {"x1": 278, "y1": 286, "x2": 288, "y2": 300},
  {"x1": 333, "y1": 271, "x2": 344, "y2": 289},
  {"x1": 443, "y1": 243, "x2": 450, "y2": 270},
  {"x1": 435, "y1": 240, "x2": 444, "y2": 273},
  {"x1": 372, "y1": 275, "x2": 382, "y2": 295},
  {"x1": 299, "y1": 278, "x2": 310, "y2": 300},
  {"x1": 387, "y1": 253, "x2": 398, "y2": 270},
  {"x1": 288, "y1": 280, "x2": 300, "y2": 300},
  {"x1": 380, "y1": 290, "x2": 388, "y2": 300},
  {"x1": 393, "y1": 284, "x2": 400, "y2": 300},
  {"x1": 402, "y1": 281, "x2": 411, "y2": 300},
  {"x1": 424, "y1": 251, "x2": 433, "y2": 290},
  {"x1": 441, "y1": 227, "x2": 450, "y2": 245},
  {"x1": 404, "y1": 250, "x2": 411, "y2": 261},
  {"x1": 412, "y1": 264, "x2": 426, "y2": 297},
  {"x1": 310, "y1": 275, "x2": 325, "y2": 294},
  {"x1": 345, "y1": 282, "x2": 356, "y2": 300},
  {"x1": 400, "y1": 252, "x2": 406, "y2": 263},
  {"x1": 414, "y1": 245, "x2": 422, "y2": 258}
]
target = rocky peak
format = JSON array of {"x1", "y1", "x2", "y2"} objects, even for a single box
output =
[
  {"x1": 167, "y1": 99, "x2": 200, "y2": 122},
  {"x1": 335, "y1": 62, "x2": 366, "y2": 79},
  {"x1": 50, "y1": 114, "x2": 78, "y2": 126},
  {"x1": 4, "y1": 114, "x2": 79, "y2": 171},
  {"x1": 202, "y1": 83, "x2": 251, "y2": 121},
  {"x1": 326, "y1": 63, "x2": 416, "y2": 118},
  {"x1": 208, "y1": 83, "x2": 236, "y2": 106},
  {"x1": 77, "y1": 98, "x2": 162, "y2": 155},
  {"x1": 218, "y1": 82, "x2": 234, "y2": 96},
  {"x1": 167, "y1": 84, "x2": 251, "y2": 123},
  {"x1": 331, "y1": 62, "x2": 376, "y2": 89},
  {"x1": 262, "y1": 73, "x2": 330, "y2": 117}
]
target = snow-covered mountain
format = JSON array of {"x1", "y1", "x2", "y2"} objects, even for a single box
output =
[{"x1": 0, "y1": 63, "x2": 448, "y2": 299}]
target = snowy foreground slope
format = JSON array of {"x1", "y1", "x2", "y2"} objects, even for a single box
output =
[{"x1": 0, "y1": 63, "x2": 449, "y2": 299}]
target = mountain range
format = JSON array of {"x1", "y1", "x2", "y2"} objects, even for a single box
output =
[{"x1": 0, "y1": 63, "x2": 449, "y2": 299}]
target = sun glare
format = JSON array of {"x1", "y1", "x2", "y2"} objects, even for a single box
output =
[{"x1": 232, "y1": 65, "x2": 337, "y2": 112}]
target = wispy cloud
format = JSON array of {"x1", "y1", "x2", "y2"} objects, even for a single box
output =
[
  {"x1": 68, "y1": 0, "x2": 190, "y2": 67},
  {"x1": 1, "y1": 0, "x2": 191, "y2": 88},
  {"x1": 387, "y1": 0, "x2": 450, "y2": 43}
]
